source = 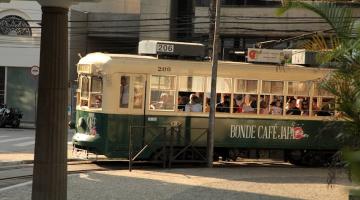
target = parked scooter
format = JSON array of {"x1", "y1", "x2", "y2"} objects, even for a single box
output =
[{"x1": 0, "y1": 104, "x2": 22, "y2": 128}]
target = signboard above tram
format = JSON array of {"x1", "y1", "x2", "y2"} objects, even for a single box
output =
[
  {"x1": 247, "y1": 48, "x2": 284, "y2": 64},
  {"x1": 138, "y1": 40, "x2": 206, "y2": 59},
  {"x1": 247, "y1": 48, "x2": 318, "y2": 66}
]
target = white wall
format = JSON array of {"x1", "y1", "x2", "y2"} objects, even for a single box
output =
[
  {"x1": 0, "y1": 39, "x2": 39, "y2": 67},
  {"x1": 0, "y1": 1, "x2": 41, "y2": 67}
]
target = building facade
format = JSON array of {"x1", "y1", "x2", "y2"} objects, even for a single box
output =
[
  {"x1": 0, "y1": 0, "x2": 140, "y2": 123},
  {"x1": 140, "y1": 0, "x2": 360, "y2": 61},
  {"x1": 0, "y1": 1, "x2": 41, "y2": 122}
]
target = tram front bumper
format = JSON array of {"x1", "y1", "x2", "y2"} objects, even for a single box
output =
[{"x1": 72, "y1": 132, "x2": 101, "y2": 149}]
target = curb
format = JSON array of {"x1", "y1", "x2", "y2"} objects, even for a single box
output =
[{"x1": 0, "y1": 158, "x2": 84, "y2": 167}]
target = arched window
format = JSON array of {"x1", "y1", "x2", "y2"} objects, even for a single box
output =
[{"x1": 0, "y1": 15, "x2": 32, "y2": 36}]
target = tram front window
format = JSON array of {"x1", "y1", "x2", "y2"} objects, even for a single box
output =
[{"x1": 80, "y1": 76, "x2": 89, "y2": 106}]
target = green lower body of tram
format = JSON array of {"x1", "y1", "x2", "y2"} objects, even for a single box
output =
[{"x1": 72, "y1": 110, "x2": 342, "y2": 165}]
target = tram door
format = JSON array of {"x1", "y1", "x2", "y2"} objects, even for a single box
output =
[{"x1": 119, "y1": 74, "x2": 147, "y2": 149}]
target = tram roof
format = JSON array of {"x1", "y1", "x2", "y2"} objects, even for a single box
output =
[{"x1": 78, "y1": 52, "x2": 329, "y2": 76}]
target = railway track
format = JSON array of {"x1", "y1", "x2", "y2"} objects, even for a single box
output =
[
  {"x1": 0, "y1": 159, "x2": 298, "y2": 190},
  {"x1": 0, "y1": 161, "x2": 121, "y2": 190}
]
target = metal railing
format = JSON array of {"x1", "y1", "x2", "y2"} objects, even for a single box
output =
[
  {"x1": 128, "y1": 124, "x2": 209, "y2": 171},
  {"x1": 128, "y1": 125, "x2": 168, "y2": 171}
]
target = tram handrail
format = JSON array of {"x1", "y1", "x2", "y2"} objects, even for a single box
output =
[
  {"x1": 168, "y1": 127, "x2": 208, "y2": 168},
  {"x1": 128, "y1": 124, "x2": 209, "y2": 171},
  {"x1": 129, "y1": 126, "x2": 167, "y2": 171}
]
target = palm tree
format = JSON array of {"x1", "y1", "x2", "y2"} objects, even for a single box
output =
[{"x1": 277, "y1": 0, "x2": 360, "y2": 195}]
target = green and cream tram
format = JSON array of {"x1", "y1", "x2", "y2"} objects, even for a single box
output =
[{"x1": 73, "y1": 52, "x2": 341, "y2": 165}]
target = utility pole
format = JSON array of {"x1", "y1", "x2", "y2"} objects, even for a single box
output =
[
  {"x1": 207, "y1": 0, "x2": 220, "y2": 168},
  {"x1": 208, "y1": 0, "x2": 216, "y2": 57}
]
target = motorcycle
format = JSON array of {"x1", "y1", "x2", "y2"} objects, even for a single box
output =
[{"x1": 0, "y1": 105, "x2": 22, "y2": 128}]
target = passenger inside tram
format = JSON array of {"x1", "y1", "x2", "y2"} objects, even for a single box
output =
[
  {"x1": 286, "y1": 98, "x2": 301, "y2": 115},
  {"x1": 242, "y1": 94, "x2": 256, "y2": 113},
  {"x1": 301, "y1": 100, "x2": 310, "y2": 116},
  {"x1": 185, "y1": 94, "x2": 202, "y2": 112},
  {"x1": 177, "y1": 95, "x2": 189, "y2": 111},
  {"x1": 216, "y1": 95, "x2": 231, "y2": 113},
  {"x1": 151, "y1": 92, "x2": 174, "y2": 110},
  {"x1": 270, "y1": 100, "x2": 282, "y2": 115},
  {"x1": 259, "y1": 100, "x2": 269, "y2": 114}
]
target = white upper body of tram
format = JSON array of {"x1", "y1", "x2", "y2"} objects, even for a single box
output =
[{"x1": 76, "y1": 52, "x2": 335, "y2": 120}]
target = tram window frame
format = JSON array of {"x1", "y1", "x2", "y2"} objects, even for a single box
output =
[
  {"x1": 206, "y1": 77, "x2": 232, "y2": 113},
  {"x1": 89, "y1": 76, "x2": 103, "y2": 109},
  {"x1": 178, "y1": 76, "x2": 205, "y2": 112},
  {"x1": 260, "y1": 80, "x2": 284, "y2": 115},
  {"x1": 233, "y1": 79, "x2": 259, "y2": 114},
  {"x1": 286, "y1": 81, "x2": 311, "y2": 116},
  {"x1": 79, "y1": 75, "x2": 90, "y2": 107},
  {"x1": 287, "y1": 81, "x2": 311, "y2": 96},
  {"x1": 119, "y1": 75, "x2": 130, "y2": 108},
  {"x1": 149, "y1": 75, "x2": 176, "y2": 111},
  {"x1": 312, "y1": 82, "x2": 336, "y2": 116},
  {"x1": 133, "y1": 75, "x2": 146, "y2": 109}
]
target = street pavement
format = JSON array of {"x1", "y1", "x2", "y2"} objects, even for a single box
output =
[
  {"x1": 0, "y1": 127, "x2": 353, "y2": 200},
  {"x1": 0, "y1": 126, "x2": 75, "y2": 165},
  {"x1": 0, "y1": 166, "x2": 351, "y2": 200}
]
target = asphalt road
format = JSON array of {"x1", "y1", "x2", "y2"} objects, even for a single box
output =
[
  {"x1": 0, "y1": 165, "x2": 351, "y2": 200},
  {"x1": 0, "y1": 128, "x2": 74, "y2": 153}
]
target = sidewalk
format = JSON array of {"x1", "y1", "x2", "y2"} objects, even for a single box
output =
[
  {"x1": 19, "y1": 122, "x2": 35, "y2": 129},
  {"x1": 0, "y1": 142, "x2": 82, "y2": 167}
]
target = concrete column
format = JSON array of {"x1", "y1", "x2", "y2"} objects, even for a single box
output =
[{"x1": 32, "y1": 6, "x2": 69, "y2": 200}]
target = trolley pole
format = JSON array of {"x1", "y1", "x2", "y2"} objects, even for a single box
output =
[{"x1": 207, "y1": 0, "x2": 220, "y2": 168}]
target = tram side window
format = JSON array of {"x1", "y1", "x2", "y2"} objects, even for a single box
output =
[
  {"x1": 80, "y1": 76, "x2": 89, "y2": 107},
  {"x1": 150, "y1": 75, "x2": 176, "y2": 111},
  {"x1": 133, "y1": 75, "x2": 145, "y2": 109},
  {"x1": 89, "y1": 76, "x2": 103, "y2": 108},
  {"x1": 120, "y1": 76, "x2": 130, "y2": 108},
  {"x1": 262, "y1": 81, "x2": 284, "y2": 115},
  {"x1": 286, "y1": 81, "x2": 311, "y2": 116},
  {"x1": 178, "y1": 76, "x2": 205, "y2": 112},
  {"x1": 206, "y1": 77, "x2": 232, "y2": 113},
  {"x1": 313, "y1": 83, "x2": 335, "y2": 116},
  {"x1": 233, "y1": 79, "x2": 258, "y2": 114}
]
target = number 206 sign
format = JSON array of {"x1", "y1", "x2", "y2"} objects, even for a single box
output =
[{"x1": 156, "y1": 43, "x2": 174, "y2": 53}]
